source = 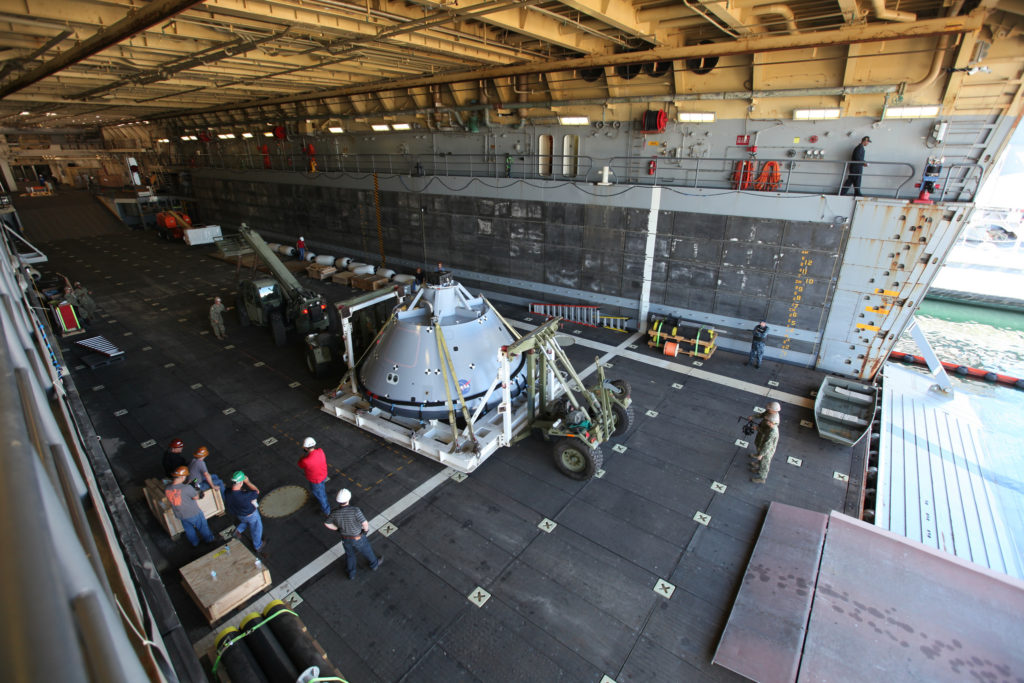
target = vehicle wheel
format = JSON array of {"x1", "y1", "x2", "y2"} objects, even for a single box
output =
[
  {"x1": 306, "y1": 346, "x2": 328, "y2": 377},
  {"x1": 237, "y1": 301, "x2": 250, "y2": 327},
  {"x1": 270, "y1": 312, "x2": 287, "y2": 346},
  {"x1": 552, "y1": 438, "x2": 602, "y2": 480},
  {"x1": 611, "y1": 402, "x2": 635, "y2": 438},
  {"x1": 610, "y1": 379, "x2": 631, "y2": 399}
]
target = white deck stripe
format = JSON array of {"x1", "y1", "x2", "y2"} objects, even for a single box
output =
[{"x1": 192, "y1": 468, "x2": 454, "y2": 656}]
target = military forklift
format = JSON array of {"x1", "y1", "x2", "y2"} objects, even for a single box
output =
[{"x1": 234, "y1": 224, "x2": 329, "y2": 346}]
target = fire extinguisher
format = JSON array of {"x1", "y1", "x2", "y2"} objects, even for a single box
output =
[{"x1": 648, "y1": 158, "x2": 657, "y2": 175}]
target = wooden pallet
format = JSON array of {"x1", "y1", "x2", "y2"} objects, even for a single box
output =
[
  {"x1": 143, "y1": 478, "x2": 225, "y2": 539},
  {"x1": 351, "y1": 274, "x2": 390, "y2": 291},
  {"x1": 306, "y1": 263, "x2": 337, "y2": 280},
  {"x1": 180, "y1": 539, "x2": 271, "y2": 624},
  {"x1": 647, "y1": 325, "x2": 717, "y2": 360},
  {"x1": 331, "y1": 270, "x2": 356, "y2": 285}
]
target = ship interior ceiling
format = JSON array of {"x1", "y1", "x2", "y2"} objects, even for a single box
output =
[{"x1": 3, "y1": 0, "x2": 1024, "y2": 681}]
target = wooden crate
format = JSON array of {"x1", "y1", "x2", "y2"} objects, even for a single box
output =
[
  {"x1": 331, "y1": 270, "x2": 356, "y2": 285},
  {"x1": 143, "y1": 478, "x2": 225, "y2": 539},
  {"x1": 180, "y1": 539, "x2": 271, "y2": 624},
  {"x1": 306, "y1": 263, "x2": 337, "y2": 280},
  {"x1": 351, "y1": 274, "x2": 390, "y2": 291}
]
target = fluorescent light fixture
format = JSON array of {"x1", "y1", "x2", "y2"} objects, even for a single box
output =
[
  {"x1": 793, "y1": 108, "x2": 840, "y2": 120},
  {"x1": 885, "y1": 105, "x2": 940, "y2": 119},
  {"x1": 391, "y1": 123, "x2": 411, "y2": 131},
  {"x1": 558, "y1": 116, "x2": 589, "y2": 125},
  {"x1": 371, "y1": 124, "x2": 390, "y2": 132},
  {"x1": 19, "y1": 111, "x2": 30, "y2": 116},
  {"x1": 328, "y1": 126, "x2": 344, "y2": 134},
  {"x1": 188, "y1": 135, "x2": 199, "y2": 141},
  {"x1": 241, "y1": 132, "x2": 254, "y2": 138},
  {"x1": 215, "y1": 133, "x2": 236, "y2": 139},
  {"x1": 677, "y1": 112, "x2": 716, "y2": 123},
  {"x1": 157, "y1": 138, "x2": 170, "y2": 143},
  {"x1": 180, "y1": 135, "x2": 191, "y2": 141},
  {"x1": 263, "y1": 132, "x2": 274, "y2": 137}
]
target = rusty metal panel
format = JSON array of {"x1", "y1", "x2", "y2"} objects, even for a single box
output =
[
  {"x1": 713, "y1": 503, "x2": 828, "y2": 683},
  {"x1": 817, "y1": 200, "x2": 972, "y2": 379},
  {"x1": 798, "y1": 512, "x2": 1024, "y2": 682}
]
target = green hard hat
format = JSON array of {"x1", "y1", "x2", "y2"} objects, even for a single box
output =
[{"x1": 231, "y1": 471, "x2": 246, "y2": 483}]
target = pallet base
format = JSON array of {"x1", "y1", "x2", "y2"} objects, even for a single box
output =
[{"x1": 82, "y1": 352, "x2": 125, "y2": 369}]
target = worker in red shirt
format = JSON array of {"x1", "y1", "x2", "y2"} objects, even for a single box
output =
[
  {"x1": 298, "y1": 436, "x2": 330, "y2": 516},
  {"x1": 296, "y1": 235, "x2": 306, "y2": 261}
]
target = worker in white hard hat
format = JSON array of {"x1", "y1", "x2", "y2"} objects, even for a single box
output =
[
  {"x1": 296, "y1": 235, "x2": 306, "y2": 261},
  {"x1": 297, "y1": 436, "x2": 330, "y2": 516},
  {"x1": 324, "y1": 488, "x2": 381, "y2": 579}
]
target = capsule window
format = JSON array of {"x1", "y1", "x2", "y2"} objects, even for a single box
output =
[{"x1": 386, "y1": 372, "x2": 399, "y2": 385}]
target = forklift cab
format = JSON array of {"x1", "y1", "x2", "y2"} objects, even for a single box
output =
[{"x1": 239, "y1": 277, "x2": 283, "y2": 327}]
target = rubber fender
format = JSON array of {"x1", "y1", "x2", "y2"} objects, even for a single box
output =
[
  {"x1": 215, "y1": 626, "x2": 271, "y2": 683},
  {"x1": 239, "y1": 612, "x2": 300, "y2": 682}
]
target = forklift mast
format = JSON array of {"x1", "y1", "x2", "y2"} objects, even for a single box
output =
[{"x1": 237, "y1": 223, "x2": 309, "y2": 307}]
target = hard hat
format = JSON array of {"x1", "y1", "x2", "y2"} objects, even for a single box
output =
[
  {"x1": 231, "y1": 471, "x2": 246, "y2": 483},
  {"x1": 170, "y1": 438, "x2": 184, "y2": 449},
  {"x1": 336, "y1": 488, "x2": 351, "y2": 504},
  {"x1": 172, "y1": 466, "x2": 190, "y2": 478},
  {"x1": 767, "y1": 401, "x2": 781, "y2": 412},
  {"x1": 194, "y1": 446, "x2": 209, "y2": 458},
  {"x1": 303, "y1": 437, "x2": 316, "y2": 448},
  {"x1": 299, "y1": 235, "x2": 304, "y2": 240},
  {"x1": 766, "y1": 412, "x2": 780, "y2": 425}
]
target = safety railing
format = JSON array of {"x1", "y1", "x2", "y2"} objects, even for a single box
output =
[
  {"x1": 0, "y1": 224, "x2": 197, "y2": 681},
  {"x1": 161, "y1": 149, "x2": 977, "y2": 201}
]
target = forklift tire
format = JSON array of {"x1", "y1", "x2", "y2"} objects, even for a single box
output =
[
  {"x1": 610, "y1": 379, "x2": 631, "y2": 399},
  {"x1": 270, "y1": 312, "x2": 287, "y2": 347},
  {"x1": 552, "y1": 438, "x2": 602, "y2": 480},
  {"x1": 306, "y1": 346, "x2": 328, "y2": 377},
  {"x1": 611, "y1": 402, "x2": 635, "y2": 438},
  {"x1": 237, "y1": 301, "x2": 250, "y2": 327}
]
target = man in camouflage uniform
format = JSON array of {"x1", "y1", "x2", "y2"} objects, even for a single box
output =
[
  {"x1": 209, "y1": 296, "x2": 227, "y2": 340},
  {"x1": 749, "y1": 411, "x2": 780, "y2": 484}
]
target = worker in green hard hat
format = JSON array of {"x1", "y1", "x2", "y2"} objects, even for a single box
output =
[{"x1": 223, "y1": 471, "x2": 267, "y2": 557}]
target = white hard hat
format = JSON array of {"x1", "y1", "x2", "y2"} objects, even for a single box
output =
[
  {"x1": 303, "y1": 436, "x2": 316, "y2": 448},
  {"x1": 336, "y1": 488, "x2": 351, "y2": 504},
  {"x1": 767, "y1": 401, "x2": 781, "y2": 412}
]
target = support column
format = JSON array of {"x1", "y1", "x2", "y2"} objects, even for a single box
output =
[{"x1": 638, "y1": 187, "x2": 661, "y2": 333}]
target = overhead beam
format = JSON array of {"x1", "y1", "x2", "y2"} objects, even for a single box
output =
[
  {"x1": 0, "y1": 0, "x2": 203, "y2": 99},
  {"x1": 557, "y1": 0, "x2": 656, "y2": 42},
  {"x1": 0, "y1": 30, "x2": 72, "y2": 82},
  {"x1": 692, "y1": 0, "x2": 753, "y2": 36},
  {"x1": 149, "y1": 10, "x2": 986, "y2": 120}
]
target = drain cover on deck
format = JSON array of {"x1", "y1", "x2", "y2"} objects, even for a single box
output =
[{"x1": 259, "y1": 485, "x2": 310, "y2": 518}]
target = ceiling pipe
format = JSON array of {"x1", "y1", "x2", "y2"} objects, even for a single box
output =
[
  {"x1": 869, "y1": 0, "x2": 916, "y2": 22},
  {"x1": 906, "y1": 0, "x2": 964, "y2": 93},
  {"x1": 752, "y1": 5, "x2": 799, "y2": 33},
  {"x1": 0, "y1": 0, "x2": 204, "y2": 100}
]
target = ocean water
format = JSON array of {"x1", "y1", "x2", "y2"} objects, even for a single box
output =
[{"x1": 893, "y1": 298, "x2": 1024, "y2": 571}]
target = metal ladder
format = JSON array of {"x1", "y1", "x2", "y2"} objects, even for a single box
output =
[
  {"x1": 600, "y1": 316, "x2": 630, "y2": 332},
  {"x1": 528, "y1": 302, "x2": 600, "y2": 327}
]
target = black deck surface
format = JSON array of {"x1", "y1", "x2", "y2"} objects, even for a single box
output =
[{"x1": 22, "y1": 191, "x2": 858, "y2": 682}]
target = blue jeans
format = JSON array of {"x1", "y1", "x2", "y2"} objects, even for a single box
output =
[
  {"x1": 181, "y1": 513, "x2": 215, "y2": 547},
  {"x1": 309, "y1": 481, "x2": 330, "y2": 515},
  {"x1": 342, "y1": 534, "x2": 379, "y2": 578},
  {"x1": 236, "y1": 510, "x2": 264, "y2": 550},
  {"x1": 748, "y1": 341, "x2": 765, "y2": 367},
  {"x1": 198, "y1": 474, "x2": 226, "y2": 499},
  {"x1": 297, "y1": 248, "x2": 306, "y2": 260}
]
